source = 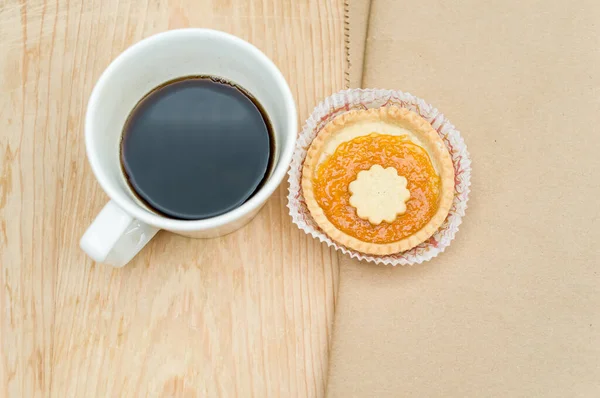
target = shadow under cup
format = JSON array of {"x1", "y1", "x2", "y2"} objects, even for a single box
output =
[{"x1": 86, "y1": 29, "x2": 297, "y2": 235}]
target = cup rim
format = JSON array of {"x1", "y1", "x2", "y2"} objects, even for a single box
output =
[{"x1": 85, "y1": 28, "x2": 297, "y2": 231}]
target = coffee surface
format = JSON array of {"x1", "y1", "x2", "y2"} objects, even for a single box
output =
[{"x1": 121, "y1": 76, "x2": 274, "y2": 220}]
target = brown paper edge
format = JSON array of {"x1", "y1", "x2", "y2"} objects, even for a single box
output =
[{"x1": 345, "y1": 0, "x2": 372, "y2": 88}]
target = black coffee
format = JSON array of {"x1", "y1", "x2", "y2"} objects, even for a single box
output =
[{"x1": 120, "y1": 76, "x2": 274, "y2": 220}]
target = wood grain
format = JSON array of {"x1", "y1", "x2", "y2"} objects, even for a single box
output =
[{"x1": 0, "y1": 0, "x2": 345, "y2": 396}]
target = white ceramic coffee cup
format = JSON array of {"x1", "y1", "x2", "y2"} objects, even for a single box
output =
[{"x1": 80, "y1": 29, "x2": 297, "y2": 267}]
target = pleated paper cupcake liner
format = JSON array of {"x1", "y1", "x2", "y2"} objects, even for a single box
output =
[{"x1": 287, "y1": 88, "x2": 471, "y2": 265}]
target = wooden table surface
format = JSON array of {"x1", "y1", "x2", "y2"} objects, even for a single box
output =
[{"x1": 0, "y1": 0, "x2": 345, "y2": 396}]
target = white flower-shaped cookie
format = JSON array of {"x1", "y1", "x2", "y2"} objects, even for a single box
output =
[{"x1": 348, "y1": 164, "x2": 410, "y2": 225}]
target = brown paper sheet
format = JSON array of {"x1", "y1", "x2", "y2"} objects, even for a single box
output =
[{"x1": 328, "y1": 0, "x2": 600, "y2": 396}]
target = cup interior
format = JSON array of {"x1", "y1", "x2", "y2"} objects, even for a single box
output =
[{"x1": 86, "y1": 29, "x2": 297, "y2": 231}]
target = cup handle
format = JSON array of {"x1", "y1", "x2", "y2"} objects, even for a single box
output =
[{"x1": 80, "y1": 200, "x2": 159, "y2": 267}]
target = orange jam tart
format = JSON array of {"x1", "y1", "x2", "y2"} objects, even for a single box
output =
[
  {"x1": 301, "y1": 106, "x2": 455, "y2": 255},
  {"x1": 313, "y1": 134, "x2": 441, "y2": 244}
]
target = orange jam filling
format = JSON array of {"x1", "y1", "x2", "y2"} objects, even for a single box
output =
[{"x1": 313, "y1": 134, "x2": 441, "y2": 244}]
